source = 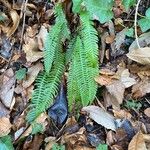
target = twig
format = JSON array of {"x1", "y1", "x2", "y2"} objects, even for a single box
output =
[
  {"x1": 19, "y1": 0, "x2": 28, "y2": 51},
  {"x1": 134, "y1": 0, "x2": 141, "y2": 49}
]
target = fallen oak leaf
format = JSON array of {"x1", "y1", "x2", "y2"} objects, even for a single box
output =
[
  {"x1": 127, "y1": 47, "x2": 150, "y2": 65},
  {"x1": 82, "y1": 106, "x2": 116, "y2": 131},
  {"x1": 128, "y1": 131, "x2": 148, "y2": 150}
]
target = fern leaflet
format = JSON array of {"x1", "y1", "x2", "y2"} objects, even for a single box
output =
[{"x1": 26, "y1": 50, "x2": 64, "y2": 123}]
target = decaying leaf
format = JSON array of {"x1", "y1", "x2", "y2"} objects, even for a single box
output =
[
  {"x1": 23, "y1": 38, "x2": 43, "y2": 63},
  {"x1": 82, "y1": 106, "x2": 116, "y2": 131},
  {"x1": 128, "y1": 131, "x2": 147, "y2": 150},
  {"x1": 120, "y1": 69, "x2": 136, "y2": 88},
  {"x1": 0, "y1": 117, "x2": 12, "y2": 137},
  {"x1": 132, "y1": 80, "x2": 150, "y2": 98},
  {"x1": 0, "y1": 69, "x2": 16, "y2": 108},
  {"x1": 22, "y1": 63, "x2": 43, "y2": 88},
  {"x1": 106, "y1": 80, "x2": 125, "y2": 107},
  {"x1": 144, "y1": 108, "x2": 150, "y2": 118},
  {"x1": 127, "y1": 47, "x2": 150, "y2": 65},
  {"x1": 2, "y1": 10, "x2": 20, "y2": 37}
]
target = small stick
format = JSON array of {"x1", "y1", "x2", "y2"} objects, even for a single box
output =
[{"x1": 134, "y1": 0, "x2": 141, "y2": 49}]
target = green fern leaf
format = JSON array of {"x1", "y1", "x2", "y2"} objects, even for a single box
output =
[
  {"x1": 26, "y1": 50, "x2": 64, "y2": 123},
  {"x1": 80, "y1": 12, "x2": 99, "y2": 68},
  {"x1": 68, "y1": 36, "x2": 98, "y2": 107},
  {"x1": 44, "y1": 4, "x2": 70, "y2": 73}
]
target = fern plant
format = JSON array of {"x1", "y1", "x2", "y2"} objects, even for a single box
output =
[{"x1": 27, "y1": 0, "x2": 135, "y2": 122}]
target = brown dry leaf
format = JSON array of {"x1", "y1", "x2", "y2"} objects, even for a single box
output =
[
  {"x1": 128, "y1": 131, "x2": 147, "y2": 150},
  {"x1": 132, "y1": 80, "x2": 150, "y2": 98},
  {"x1": 74, "y1": 146, "x2": 95, "y2": 150},
  {"x1": 82, "y1": 106, "x2": 116, "y2": 131},
  {"x1": 95, "y1": 75, "x2": 113, "y2": 86},
  {"x1": 61, "y1": 127, "x2": 87, "y2": 148},
  {"x1": 20, "y1": 113, "x2": 48, "y2": 138},
  {"x1": 0, "y1": 117, "x2": 12, "y2": 137},
  {"x1": 0, "y1": 69, "x2": 16, "y2": 108},
  {"x1": 115, "y1": 28, "x2": 128, "y2": 51},
  {"x1": 23, "y1": 38, "x2": 43, "y2": 63},
  {"x1": 22, "y1": 63, "x2": 43, "y2": 88},
  {"x1": 120, "y1": 69, "x2": 137, "y2": 88},
  {"x1": 127, "y1": 47, "x2": 150, "y2": 65},
  {"x1": 113, "y1": 109, "x2": 132, "y2": 119},
  {"x1": 144, "y1": 108, "x2": 150, "y2": 118},
  {"x1": 36, "y1": 25, "x2": 49, "y2": 50},
  {"x1": 3, "y1": 10, "x2": 20, "y2": 37},
  {"x1": 106, "y1": 80, "x2": 125, "y2": 106},
  {"x1": 105, "y1": 35, "x2": 115, "y2": 44}
]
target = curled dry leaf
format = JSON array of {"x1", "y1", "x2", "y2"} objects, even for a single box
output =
[
  {"x1": 127, "y1": 47, "x2": 150, "y2": 65},
  {"x1": 128, "y1": 131, "x2": 147, "y2": 150},
  {"x1": 82, "y1": 106, "x2": 116, "y2": 131},
  {"x1": 0, "y1": 117, "x2": 12, "y2": 137},
  {"x1": 2, "y1": 10, "x2": 20, "y2": 37}
]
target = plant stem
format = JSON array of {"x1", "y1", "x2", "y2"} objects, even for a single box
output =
[{"x1": 134, "y1": 0, "x2": 141, "y2": 49}]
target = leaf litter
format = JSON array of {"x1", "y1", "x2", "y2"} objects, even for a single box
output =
[{"x1": 0, "y1": 0, "x2": 150, "y2": 149}]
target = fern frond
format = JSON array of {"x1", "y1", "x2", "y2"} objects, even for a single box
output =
[
  {"x1": 44, "y1": 4, "x2": 70, "y2": 73},
  {"x1": 55, "y1": 4, "x2": 70, "y2": 40},
  {"x1": 80, "y1": 12, "x2": 99, "y2": 68},
  {"x1": 68, "y1": 36, "x2": 98, "y2": 107},
  {"x1": 44, "y1": 22, "x2": 62, "y2": 73},
  {"x1": 26, "y1": 50, "x2": 64, "y2": 123}
]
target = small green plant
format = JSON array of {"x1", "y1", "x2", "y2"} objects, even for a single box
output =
[
  {"x1": 138, "y1": 7, "x2": 150, "y2": 32},
  {"x1": 0, "y1": 135, "x2": 14, "y2": 150},
  {"x1": 96, "y1": 144, "x2": 108, "y2": 150},
  {"x1": 125, "y1": 99, "x2": 142, "y2": 110},
  {"x1": 15, "y1": 68, "x2": 27, "y2": 80},
  {"x1": 52, "y1": 143, "x2": 65, "y2": 150}
]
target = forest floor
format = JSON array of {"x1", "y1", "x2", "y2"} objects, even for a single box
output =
[{"x1": 0, "y1": 0, "x2": 150, "y2": 150}]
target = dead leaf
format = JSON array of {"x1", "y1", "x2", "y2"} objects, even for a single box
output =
[
  {"x1": 115, "y1": 28, "x2": 127, "y2": 51},
  {"x1": 106, "y1": 80, "x2": 125, "y2": 106},
  {"x1": 0, "y1": 69, "x2": 16, "y2": 108},
  {"x1": 95, "y1": 75, "x2": 113, "y2": 86},
  {"x1": 82, "y1": 106, "x2": 116, "y2": 131},
  {"x1": 144, "y1": 108, "x2": 150, "y2": 118},
  {"x1": 132, "y1": 80, "x2": 150, "y2": 98},
  {"x1": 0, "y1": 117, "x2": 12, "y2": 137},
  {"x1": 120, "y1": 69, "x2": 136, "y2": 88},
  {"x1": 128, "y1": 131, "x2": 147, "y2": 150},
  {"x1": 20, "y1": 113, "x2": 48, "y2": 138},
  {"x1": 36, "y1": 25, "x2": 49, "y2": 50},
  {"x1": 127, "y1": 47, "x2": 150, "y2": 65},
  {"x1": 3, "y1": 10, "x2": 20, "y2": 37},
  {"x1": 22, "y1": 63, "x2": 43, "y2": 88}
]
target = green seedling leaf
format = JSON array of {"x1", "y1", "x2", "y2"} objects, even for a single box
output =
[
  {"x1": 125, "y1": 28, "x2": 134, "y2": 37},
  {"x1": 96, "y1": 144, "x2": 108, "y2": 150},
  {"x1": 15, "y1": 68, "x2": 27, "y2": 80},
  {"x1": 122, "y1": 0, "x2": 136, "y2": 11},
  {"x1": 0, "y1": 135, "x2": 14, "y2": 150},
  {"x1": 52, "y1": 143, "x2": 65, "y2": 150},
  {"x1": 138, "y1": 8, "x2": 150, "y2": 32}
]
